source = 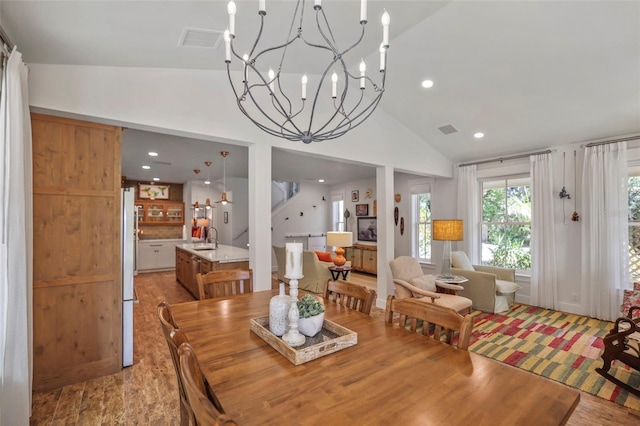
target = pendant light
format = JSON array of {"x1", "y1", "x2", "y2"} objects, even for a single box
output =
[
  {"x1": 216, "y1": 151, "x2": 232, "y2": 205},
  {"x1": 204, "y1": 161, "x2": 212, "y2": 185}
]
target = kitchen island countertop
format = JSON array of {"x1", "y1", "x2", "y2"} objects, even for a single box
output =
[{"x1": 176, "y1": 243, "x2": 250, "y2": 264}]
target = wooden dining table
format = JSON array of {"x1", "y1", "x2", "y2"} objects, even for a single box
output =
[{"x1": 171, "y1": 290, "x2": 580, "y2": 425}]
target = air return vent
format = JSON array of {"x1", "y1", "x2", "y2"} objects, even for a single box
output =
[
  {"x1": 153, "y1": 161, "x2": 172, "y2": 166},
  {"x1": 178, "y1": 27, "x2": 223, "y2": 49},
  {"x1": 438, "y1": 124, "x2": 458, "y2": 135}
]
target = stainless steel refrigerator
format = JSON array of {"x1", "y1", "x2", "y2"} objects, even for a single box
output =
[{"x1": 121, "y1": 188, "x2": 137, "y2": 367}]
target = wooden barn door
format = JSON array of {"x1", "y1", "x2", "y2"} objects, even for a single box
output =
[{"x1": 31, "y1": 113, "x2": 122, "y2": 392}]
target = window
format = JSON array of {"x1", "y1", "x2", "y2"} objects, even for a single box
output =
[
  {"x1": 628, "y1": 175, "x2": 640, "y2": 279},
  {"x1": 412, "y1": 192, "x2": 431, "y2": 261},
  {"x1": 331, "y1": 192, "x2": 345, "y2": 232},
  {"x1": 481, "y1": 176, "x2": 531, "y2": 272}
]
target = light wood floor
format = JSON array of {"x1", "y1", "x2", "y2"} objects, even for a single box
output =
[{"x1": 29, "y1": 270, "x2": 640, "y2": 425}]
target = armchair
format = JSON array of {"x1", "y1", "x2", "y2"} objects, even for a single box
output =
[
  {"x1": 450, "y1": 251, "x2": 521, "y2": 313},
  {"x1": 389, "y1": 256, "x2": 472, "y2": 315}
]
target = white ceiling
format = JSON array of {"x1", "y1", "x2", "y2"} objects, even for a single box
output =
[{"x1": 2, "y1": 0, "x2": 639, "y2": 184}]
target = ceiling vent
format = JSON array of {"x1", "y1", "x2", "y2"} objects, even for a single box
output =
[
  {"x1": 438, "y1": 124, "x2": 458, "y2": 135},
  {"x1": 152, "y1": 160, "x2": 172, "y2": 166},
  {"x1": 178, "y1": 27, "x2": 223, "y2": 49}
]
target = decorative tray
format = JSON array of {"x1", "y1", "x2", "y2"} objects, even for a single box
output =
[{"x1": 249, "y1": 316, "x2": 358, "y2": 365}]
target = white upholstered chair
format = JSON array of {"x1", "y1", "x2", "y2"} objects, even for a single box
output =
[
  {"x1": 450, "y1": 251, "x2": 521, "y2": 313},
  {"x1": 389, "y1": 256, "x2": 472, "y2": 315}
]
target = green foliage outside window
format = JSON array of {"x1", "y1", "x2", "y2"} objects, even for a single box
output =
[{"x1": 481, "y1": 179, "x2": 531, "y2": 271}]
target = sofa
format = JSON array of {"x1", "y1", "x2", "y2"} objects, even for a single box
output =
[{"x1": 273, "y1": 246, "x2": 351, "y2": 293}]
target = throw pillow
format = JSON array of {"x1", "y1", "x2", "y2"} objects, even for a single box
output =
[
  {"x1": 408, "y1": 275, "x2": 437, "y2": 292},
  {"x1": 315, "y1": 251, "x2": 333, "y2": 262},
  {"x1": 495, "y1": 280, "x2": 522, "y2": 294},
  {"x1": 451, "y1": 251, "x2": 474, "y2": 270}
]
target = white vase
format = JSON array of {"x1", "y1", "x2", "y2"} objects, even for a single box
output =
[
  {"x1": 269, "y1": 283, "x2": 290, "y2": 336},
  {"x1": 298, "y1": 312, "x2": 325, "y2": 337}
]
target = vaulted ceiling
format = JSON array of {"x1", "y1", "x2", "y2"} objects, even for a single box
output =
[{"x1": 2, "y1": 0, "x2": 638, "y2": 184}]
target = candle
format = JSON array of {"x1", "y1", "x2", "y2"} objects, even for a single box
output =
[
  {"x1": 379, "y1": 43, "x2": 385, "y2": 71},
  {"x1": 301, "y1": 74, "x2": 308, "y2": 100},
  {"x1": 268, "y1": 68, "x2": 275, "y2": 92},
  {"x1": 382, "y1": 10, "x2": 390, "y2": 48},
  {"x1": 259, "y1": 0, "x2": 266, "y2": 14},
  {"x1": 360, "y1": 0, "x2": 367, "y2": 22},
  {"x1": 224, "y1": 30, "x2": 231, "y2": 63},
  {"x1": 331, "y1": 72, "x2": 338, "y2": 98},
  {"x1": 315, "y1": 0, "x2": 321, "y2": 8},
  {"x1": 242, "y1": 53, "x2": 249, "y2": 82},
  {"x1": 228, "y1": 1, "x2": 237, "y2": 37},
  {"x1": 359, "y1": 59, "x2": 366, "y2": 89},
  {"x1": 286, "y1": 243, "x2": 303, "y2": 278}
]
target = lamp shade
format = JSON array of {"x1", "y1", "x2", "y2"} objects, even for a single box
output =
[
  {"x1": 432, "y1": 220, "x2": 463, "y2": 241},
  {"x1": 326, "y1": 231, "x2": 353, "y2": 248}
]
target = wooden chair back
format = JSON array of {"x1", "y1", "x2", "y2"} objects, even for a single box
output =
[
  {"x1": 196, "y1": 269, "x2": 253, "y2": 300},
  {"x1": 323, "y1": 279, "x2": 377, "y2": 315},
  {"x1": 157, "y1": 302, "x2": 192, "y2": 426},
  {"x1": 385, "y1": 295, "x2": 474, "y2": 350},
  {"x1": 178, "y1": 342, "x2": 237, "y2": 426}
]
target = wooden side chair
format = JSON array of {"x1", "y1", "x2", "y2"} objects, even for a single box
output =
[
  {"x1": 157, "y1": 301, "x2": 193, "y2": 426},
  {"x1": 323, "y1": 279, "x2": 377, "y2": 315},
  {"x1": 385, "y1": 295, "x2": 474, "y2": 350},
  {"x1": 178, "y1": 342, "x2": 237, "y2": 426},
  {"x1": 596, "y1": 305, "x2": 640, "y2": 396},
  {"x1": 196, "y1": 269, "x2": 253, "y2": 300}
]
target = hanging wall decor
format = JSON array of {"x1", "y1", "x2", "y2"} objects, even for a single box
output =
[
  {"x1": 394, "y1": 207, "x2": 399, "y2": 226},
  {"x1": 400, "y1": 217, "x2": 405, "y2": 235}
]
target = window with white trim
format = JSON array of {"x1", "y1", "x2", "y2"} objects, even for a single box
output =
[
  {"x1": 412, "y1": 192, "x2": 431, "y2": 261},
  {"x1": 331, "y1": 192, "x2": 345, "y2": 232},
  {"x1": 480, "y1": 175, "x2": 531, "y2": 272}
]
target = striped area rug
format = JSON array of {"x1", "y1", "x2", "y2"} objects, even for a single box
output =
[{"x1": 468, "y1": 304, "x2": 640, "y2": 410}]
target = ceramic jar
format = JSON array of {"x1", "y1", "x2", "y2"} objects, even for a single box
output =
[{"x1": 269, "y1": 283, "x2": 290, "y2": 336}]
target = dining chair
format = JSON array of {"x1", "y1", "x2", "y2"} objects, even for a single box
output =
[
  {"x1": 322, "y1": 279, "x2": 377, "y2": 315},
  {"x1": 385, "y1": 295, "x2": 474, "y2": 350},
  {"x1": 157, "y1": 301, "x2": 193, "y2": 426},
  {"x1": 196, "y1": 269, "x2": 253, "y2": 300},
  {"x1": 178, "y1": 342, "x2": 237, "y2": 426}
]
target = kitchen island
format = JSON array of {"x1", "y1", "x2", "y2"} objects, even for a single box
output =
[{"x1": 175, "y1": 243, "x2": 250, "y2": 299}]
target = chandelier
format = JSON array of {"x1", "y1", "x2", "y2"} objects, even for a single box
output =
[{"x1": 223, "y1": 0, "x2": 390, "y2": 144}]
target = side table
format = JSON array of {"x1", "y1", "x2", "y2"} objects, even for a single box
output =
[
  {"x1": 328, "y1": 266, "x2": 352, "y2": 281},
  {"x1": 431, "y1": 275, "x2": 469, "y2": 295}
]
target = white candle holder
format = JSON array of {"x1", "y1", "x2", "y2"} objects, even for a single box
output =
[{"x1": 282, "y1": 275, "x2": 305, "y2": 347}]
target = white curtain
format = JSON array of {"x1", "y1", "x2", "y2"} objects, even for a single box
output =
[
  {"x1": 581, "y1": 142, "x2": 629, "y2": 321},
  {"x1": 0, "y1": 47, "x2": 33, "y2": 425},
  {"x1": 530, "y1": 153, "x2": 558, "y2": 309},
  {"x1": 457, "y1": 165, "x2": 479, "y2": 263}
]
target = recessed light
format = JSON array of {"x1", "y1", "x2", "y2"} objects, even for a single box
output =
[
  {"x1": 318, "y1": 179, "x2": 325, "y2": 183},
  {"x1": 142, "y1": 165, "x2": 151, "y2": 170},
  {"x1": 421, "y1": 80, "x2": 434, "y2": 88},
  {"x1": 153, "y1": 177, "x2": 160, "y2": 181},
  {"x1": 204, "y1": 180, "x2": 211, "y2": 185},
  {"x1": 148, "y1": 152, "x2": 158, "y2": 157},
  {"x1": 474, "y1": 132, "x2": 484, "y2": 139}
]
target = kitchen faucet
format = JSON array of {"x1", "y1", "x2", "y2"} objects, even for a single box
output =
[{"x1": 208, "y1": 226, "x2": 219, "y2": 249}]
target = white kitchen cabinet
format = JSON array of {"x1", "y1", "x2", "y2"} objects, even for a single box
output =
[{"x1": 138, "y1": 241, "x2": 181, "y2": 271}]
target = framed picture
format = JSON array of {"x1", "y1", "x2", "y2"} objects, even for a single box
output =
[
  {"x1": 357, "y1": 217, "x2": 377, "y2": 242},
  {"x1": 224, "y1": 211, "x2": 229, "y2": 224},
  {"x1": 355, "y1": 204, "x2": 368, "y2": 216},
  {"x1": 139, "y1": 183, "x2": 170, "y2": 200},
  {"x1": 351, "y1": 190, "x2": 359, "y2": 202}
]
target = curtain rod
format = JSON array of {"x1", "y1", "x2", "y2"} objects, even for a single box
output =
[
  {"x1": 0, "y1": 25, "x2": 14, "y2": 56},
  {"x1": 458, "y1": 149, "x2": 552, "y2": 168},
  {"x1": 583, "y1": 135, "x2": 640, "y2": 148}
]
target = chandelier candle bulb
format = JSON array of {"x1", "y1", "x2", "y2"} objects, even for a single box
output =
[
  {"x1": 382, "y1": 10, "x2": 390, "y2": 47},
  {"x1": 301, "y1": 74, "x2": 308, "y2": 100},
  {"x1": 314, "y1": 0, "x2": 321, "y2": 9},
  {"x1": 268, "y1": 68, "x2": 275, "y2": 92},
  {"x1": 227, "y1": 1, "x2": 236, "y2": 37},
  {"x1": 285, "y1": 243, "x2": 303, "y2": 279},
  {"x1": 331, "y1": 72, "x2": 338, "y2": 98},
  {"x1": 379, "y1": 43, "x2": 386, "y2": 71},
  {"x1": 360, "y1": 0, "x2": 367, "y2": 23},
  {"x1": 359, "y1": 59, "x2": 366, "y2": 89},
  {"x1": 258, "y1": 0, "x2": 266, "y2": 14},
  {"x1": 224, "y1": 30, "x2": 231, "y2": 63},
  {"x1": 242, "y1": 54, "x2": 249, "y2": 82}
]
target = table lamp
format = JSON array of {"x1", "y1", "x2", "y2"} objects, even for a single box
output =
[
  {"x1": 432, "y1": 219, "x2": 463, "y2": 279},
  {"x1": 326, "y1": 231, "x2": 353, "y2": 267}
]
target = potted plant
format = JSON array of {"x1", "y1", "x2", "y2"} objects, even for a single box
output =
[{"x1": 297, "y1": 294, "x2": 325, "y2": 337}]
